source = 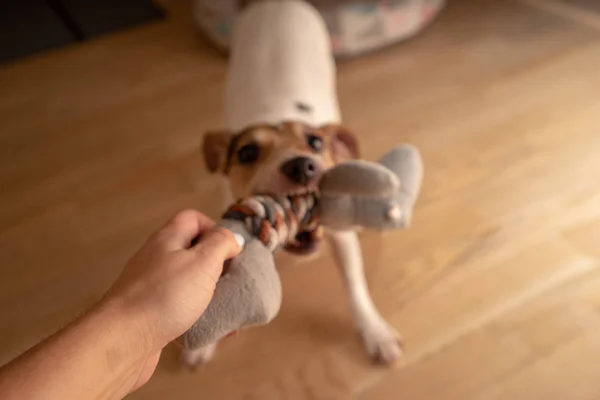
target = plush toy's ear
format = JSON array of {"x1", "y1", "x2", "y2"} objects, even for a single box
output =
[
  {"x1": 319, "y1": 124, "x2": 360, "y2": 161},
  {"x1": 202, "y1": 130, "x2": 233, "y2": 173}
]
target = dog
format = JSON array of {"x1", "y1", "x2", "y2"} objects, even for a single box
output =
[{"x1": 184, "y1": 0, "x2": 402, "y2": 366}]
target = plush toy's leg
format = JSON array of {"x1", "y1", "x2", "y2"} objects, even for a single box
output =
[
  {"x1": 181, "y1": 343, "x2": 217, "y2": 369},
  {"x1": 328, "y1": 230, "x2": 403, "y2": 364},
  {"x1": 379, "y1": 144, "x2": 424, "y2": 227},
  {"x1": 182, "y1": 239, "x2": 282, "y2": 363}
]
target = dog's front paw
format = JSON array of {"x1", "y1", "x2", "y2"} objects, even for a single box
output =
[{"x1": 359, "y1": 321, "x2": 403, "y2": 365}]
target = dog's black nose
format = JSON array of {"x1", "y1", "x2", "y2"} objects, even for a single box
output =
[{"x1": 280, "y1": 157, "x2": 316, "y2": 185}]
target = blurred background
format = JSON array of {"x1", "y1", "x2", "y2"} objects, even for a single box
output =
[{"x1": 1, "y1": 0, "x2": 600, "y2": 399}]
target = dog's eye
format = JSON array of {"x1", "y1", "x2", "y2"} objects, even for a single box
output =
[
  {"x1": 237, "y1": 144, "x2": 260, "y2": 164},
  {"x1": 306, "y1": 134, "x2": 323, "y2": 153}
]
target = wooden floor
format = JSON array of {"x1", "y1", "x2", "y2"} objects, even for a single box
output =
[{"x1": 2, "y1": 0, "x2": 600, "y2": 398}]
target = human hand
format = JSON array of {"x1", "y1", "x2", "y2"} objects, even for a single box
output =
[
  {"x1": 101, "y1": 210, "x2": 243, "y2": 389},
  {"x1": 0, "y1": 210, "x2": 243, "y2": 400}
]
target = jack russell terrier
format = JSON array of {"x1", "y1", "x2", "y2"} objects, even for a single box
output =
[{"x1": 191, "y1": 0, "x2": 401, "y2": 367}]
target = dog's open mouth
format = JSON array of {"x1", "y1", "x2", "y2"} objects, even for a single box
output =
[
  {"x1": 280, "y1": 186, "x2": 322, "y2": 256},
  {"x1": 284, "y1": 229, "x2": 321, "y2": 255},
  {"x1": 251, "y1": 185, "x2": 323, "y2": 255},
  {"x1": 282, "y1": 185, "x2": 318, "y2": 197}
]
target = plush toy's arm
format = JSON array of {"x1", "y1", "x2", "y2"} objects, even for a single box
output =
[
  {"x1": 183, "y1": 220, "x2": 282, "y2": 350},
  {"x1": 319, "y1": 145, "x2": 423, "y2": 231},
  {"x1": 319, "y1": 195, "x2": 401, "y2": 231},
  {"x1": 318, "y1": 160, "x2": 399, "y2": 197},
  {"x1": 378, "y1": 144, "x2": 423, "y2": 228}
]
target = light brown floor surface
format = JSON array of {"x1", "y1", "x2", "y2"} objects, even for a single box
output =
[{"x1": 2, "y1": 0, "x2": 600, "y2": 399}]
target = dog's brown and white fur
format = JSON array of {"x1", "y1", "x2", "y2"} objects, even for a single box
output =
[{"x1": 186, "y1": 1, "x2": 401, "y2": 366}]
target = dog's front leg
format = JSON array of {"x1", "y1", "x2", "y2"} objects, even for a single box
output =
[{"x1": 327, "y1": 230, "x2": 402, "y2": 365}]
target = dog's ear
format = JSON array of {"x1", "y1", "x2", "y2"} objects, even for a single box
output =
[
  {"x1": 202, "y1": 130, "x2": 233, "y2": 173},
  {"x1": 320, "y1": 124, "x2": 360, "y2": 161}
]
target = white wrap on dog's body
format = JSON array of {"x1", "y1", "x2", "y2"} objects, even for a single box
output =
[{"x1": 226, "y1": 0, "x2": 341, "y2": 130}]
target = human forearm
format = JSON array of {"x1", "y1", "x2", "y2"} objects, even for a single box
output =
[
  {"x1": 0, "y1": 211, "x2": 240, "y2": 400},
  {"x1": 0, "y1": 299, "x2": 150, "y2": 400}
]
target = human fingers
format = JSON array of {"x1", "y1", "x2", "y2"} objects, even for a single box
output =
[
  {"x1": 152, "y1": 210, "x2": 216, "y2": 251},
  {"x1": 190, "y1": 227, "x2": 244, "y2": 281}
]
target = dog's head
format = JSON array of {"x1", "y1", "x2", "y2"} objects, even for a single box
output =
[
  {"x1": 202, "y1": 121, "x2": 359, "y2": 255},
  {"x1": 202, "y1": 121, "x2": 359, "y2": 199}
]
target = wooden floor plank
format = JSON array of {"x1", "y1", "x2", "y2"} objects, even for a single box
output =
[{"x1": 362, "y1": 269, "x2": 600, "y2": 399}]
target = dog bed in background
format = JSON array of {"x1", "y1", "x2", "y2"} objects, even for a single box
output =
[{"x1": 192, "y1": 0, "x2": 445, "y2": 58}]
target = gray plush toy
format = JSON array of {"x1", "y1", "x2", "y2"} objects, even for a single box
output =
[{"x1": 182, "y1": 144, "x2": 423, "y2": 351}]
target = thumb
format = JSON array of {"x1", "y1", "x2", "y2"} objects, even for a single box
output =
[{"x1": 191, "y1": 227, "x2": 244, "y2": 280}]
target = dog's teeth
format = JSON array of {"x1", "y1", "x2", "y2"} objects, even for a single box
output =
[{"x1": 285, "y1": 187, "x2": 316, "y2": 197}]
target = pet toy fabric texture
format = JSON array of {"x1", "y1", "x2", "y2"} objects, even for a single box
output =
[{"x1": 183, "y1": 144, "x2": 423, "y2": 350}]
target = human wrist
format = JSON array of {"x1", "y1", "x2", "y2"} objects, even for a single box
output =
[{"x1": 90, "y1": 294, "x2": 157, "y2": 360}]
